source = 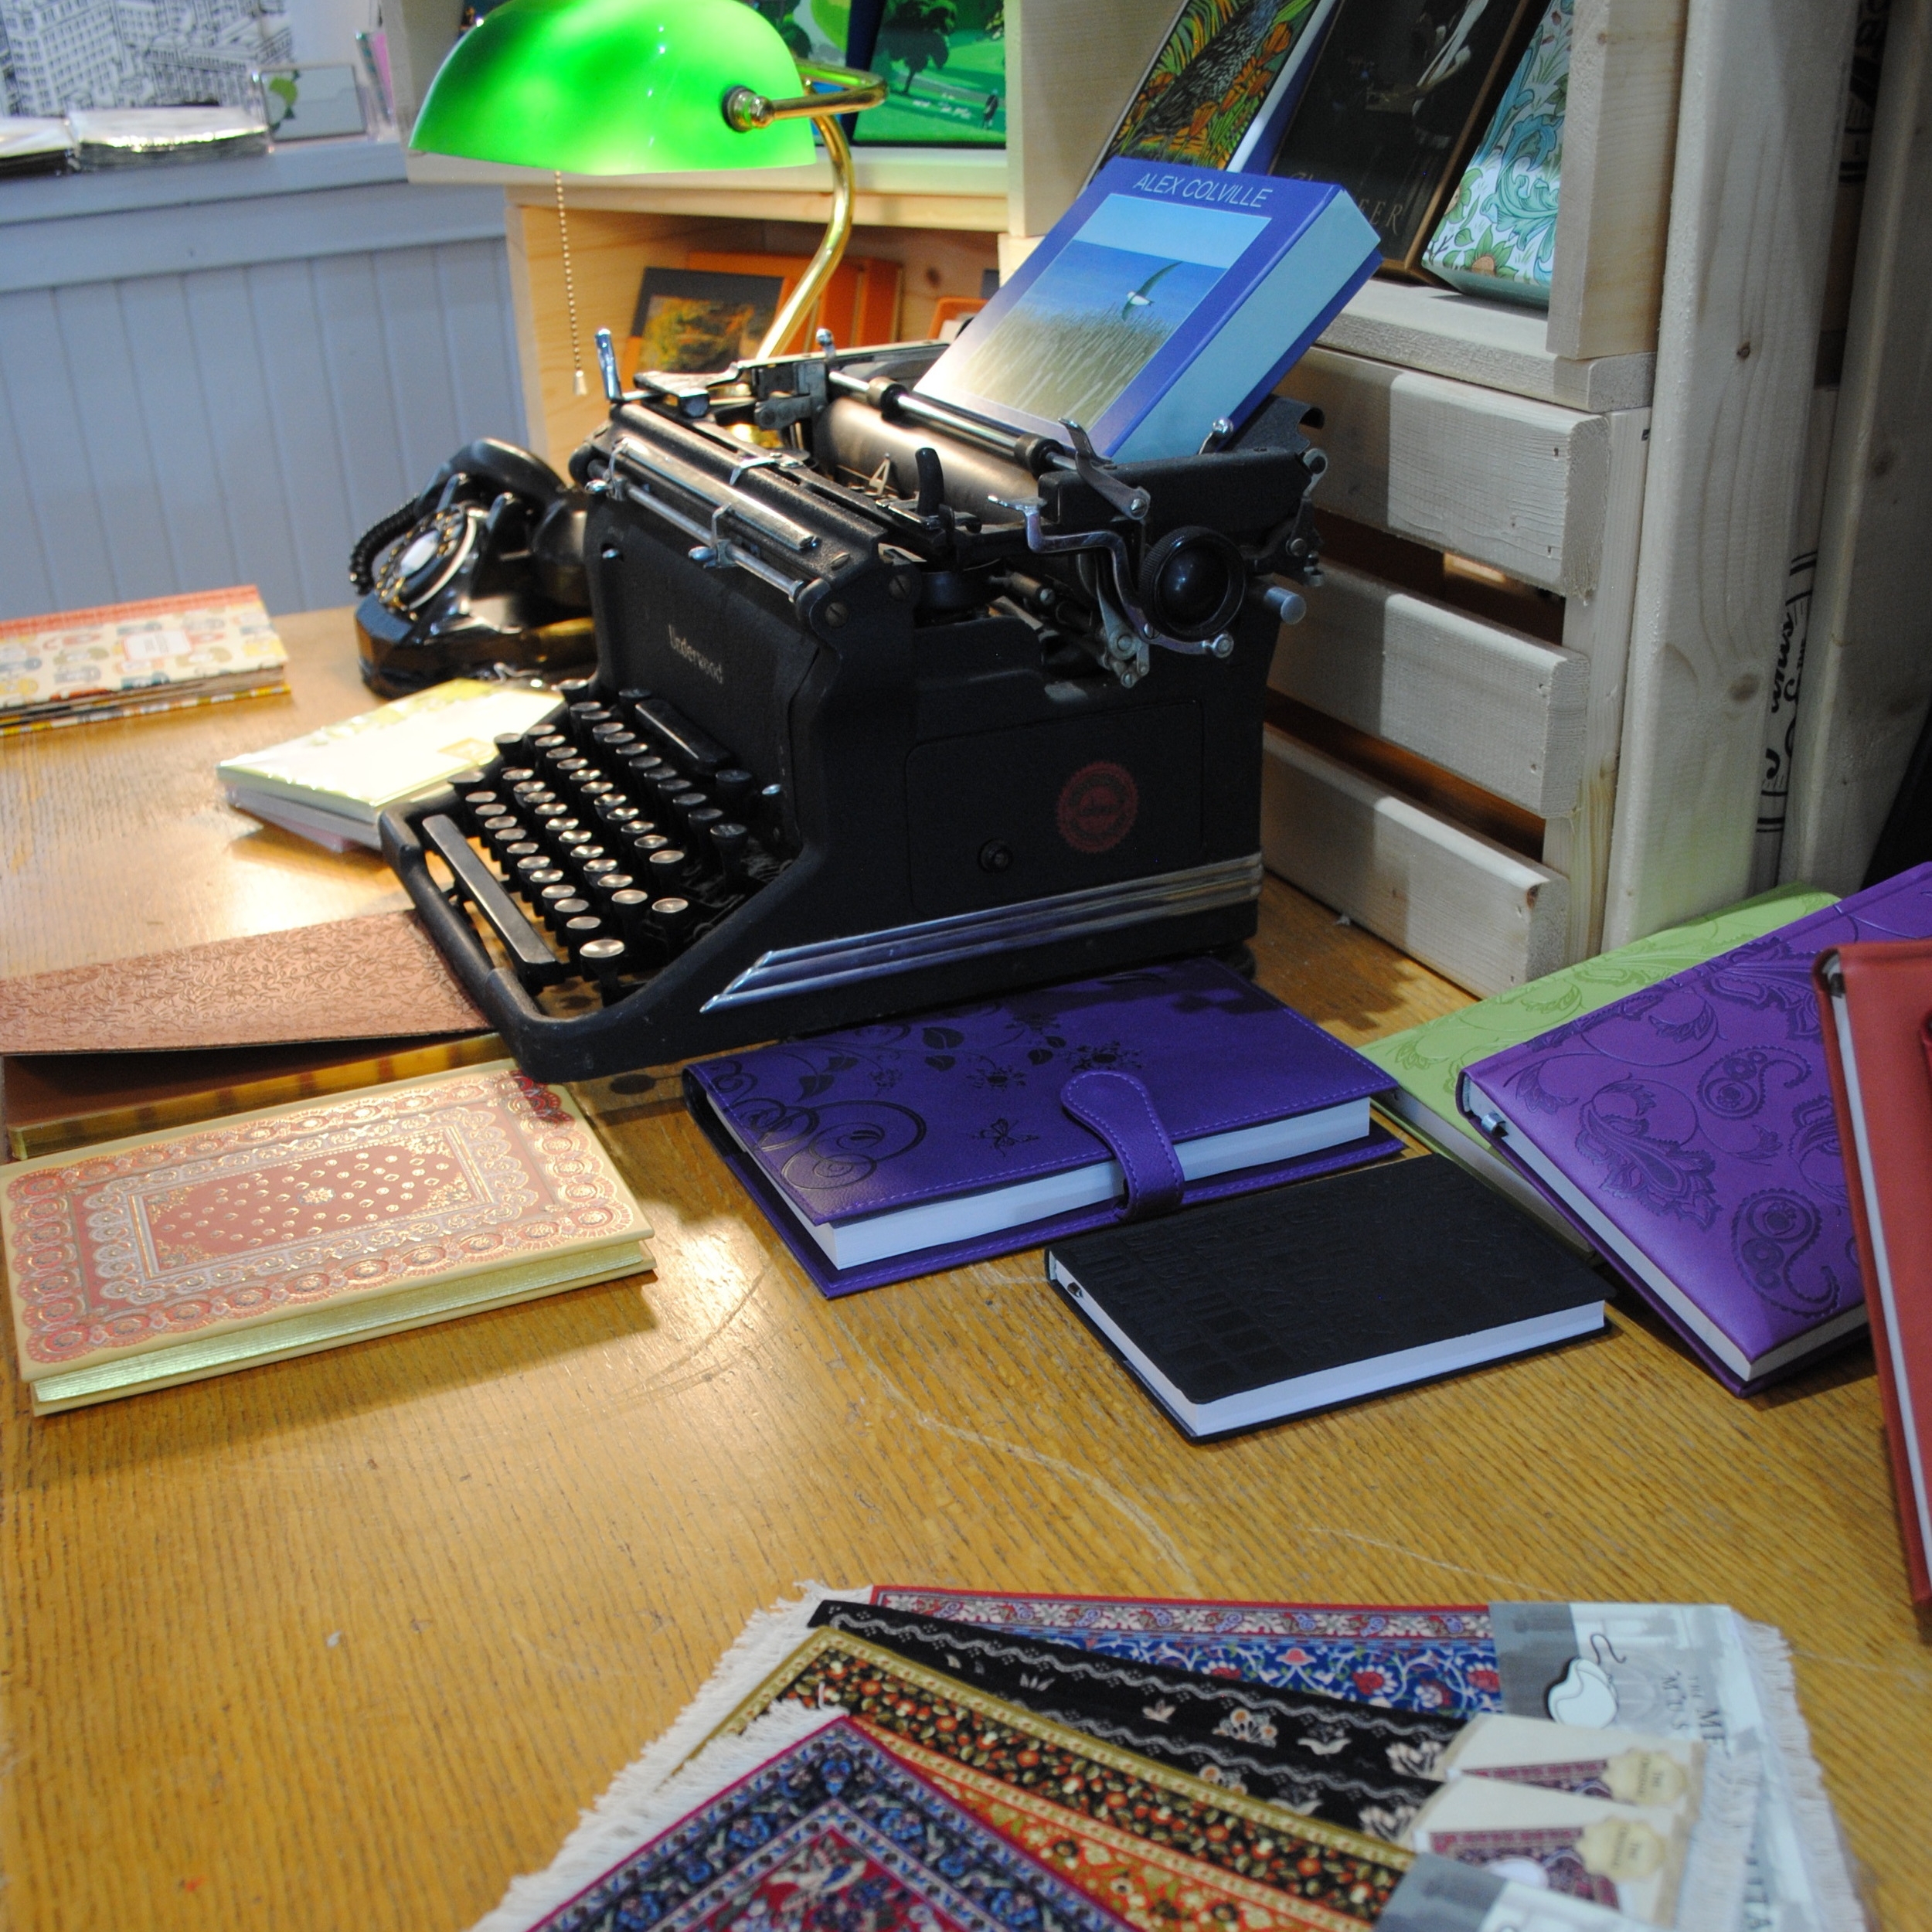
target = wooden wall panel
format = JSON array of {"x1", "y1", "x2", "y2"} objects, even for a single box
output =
[{"x1": 0, "y1": 239, "x2": 526, "y2": 621}]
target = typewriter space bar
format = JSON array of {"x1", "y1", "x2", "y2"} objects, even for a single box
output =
[{"x1": 420, "y1": 813, "x2": 566, "y2": 984}]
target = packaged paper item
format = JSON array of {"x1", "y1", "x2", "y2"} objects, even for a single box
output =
[
  {"x1": 1441, "y1": 1715, "x2": 1704, "y2": 1818},
  {"x1": 808, "y1": 1595, "x2": 1451, "y2": 1839},
  {"x1": 1405, "y1": 1778, "x2": 1689, "y2": 1925},
  {"x1": 1100, "y1": 0, "x2": 1345, "y2": 174},
  {"x1": 1490, "y1": 1603, "x2": 1860, "y2": 1932},
  {"x1": 1379, "y1": 1854, "x2": 1662, "y2": 1932},
  {"x1": 0, "y1": 586, "x2": 287, "y2": 735},
  {"x1": 0, "y1": 116, "x2": 70, "y2": 175},
  {"x1": 1423, "y1": 0, "x2": 1571, "y2": 305},
  {"x1": 1, "y1": 1062, "x2": 651, "y2": 1412},
  {"x1": 217, "y1": 677, "x2": 560, "y2": 849},
  {"x1": 68, "y1": 107, "x2": 267, "y2": 165},
  {"x1": 913, "y1": 156, "x2": 1379, "y2": 461}
]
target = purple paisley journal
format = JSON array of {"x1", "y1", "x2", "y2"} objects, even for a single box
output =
[
  {"x1": 683, "y1": 957, "x2": 1398, "y2": 1295},
  {"x1": 1459, "y1": 862, "x2": 1932, "y2": 1390}
]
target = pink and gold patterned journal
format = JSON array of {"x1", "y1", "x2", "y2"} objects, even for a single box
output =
[{"x1": 1, "y1": 1063, "x2": 650, "y2": 1412}]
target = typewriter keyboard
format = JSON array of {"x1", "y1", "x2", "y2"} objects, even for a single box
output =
[{"x1": 432, "y1": 689, "x2": 789, "y2": 1002}]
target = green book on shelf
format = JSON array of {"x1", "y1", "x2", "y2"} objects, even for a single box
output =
[{"x1": 1362, "y1": 883, "x2": 1838, "y2": 1247}]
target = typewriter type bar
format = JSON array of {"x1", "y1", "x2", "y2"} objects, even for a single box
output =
[{"x1": 384, "y1": 341, "x2": 1327, "y2": 1082}]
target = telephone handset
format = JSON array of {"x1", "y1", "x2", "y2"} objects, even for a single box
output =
[{"x1": 350, "y1": 437, "x2": 596, "y2": 698}]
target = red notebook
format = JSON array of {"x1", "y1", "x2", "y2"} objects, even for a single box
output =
[{"x1": 1815, "y1": 939, "x2": 1932, "y2": 1604}]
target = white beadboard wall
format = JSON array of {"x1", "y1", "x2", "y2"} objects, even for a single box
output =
[{"x1": 0, "y1": 141, "x2": 525, "y2": 621}]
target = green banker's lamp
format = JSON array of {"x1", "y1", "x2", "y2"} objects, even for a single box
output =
[{"x1": 411, "y1": 0, "x2": 887, "y2": 371}]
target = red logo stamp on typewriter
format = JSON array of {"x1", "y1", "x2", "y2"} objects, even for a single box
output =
[{"x1": 1056, "y1": 761, "x2": 1139, "y2": 853}]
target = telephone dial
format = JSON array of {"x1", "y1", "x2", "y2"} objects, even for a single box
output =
[{"x1": 349, "y1": 437, "x2": 597, "y2": 697}]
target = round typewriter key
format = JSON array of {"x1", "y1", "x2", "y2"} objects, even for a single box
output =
[
  {"x1": 513, "y1": 855, "x2": 555, "y2": 890},
  {"x1": 668, "y1": 787, "x2": 708, "y2": 821},
  {"x1": 556, "y1": 676, "x2": 599, "y2": 703},
  {"x1": 499, "y1": 766, "x2": 537, "y2": 788},
  {"x1": 647, "y1": 847, "x2": 691, "y2": 886},
  {"x1": 578, "y1": 934, "x2": 628, "y2": 997},
  {"x1": 460, "y1": 788, "x2": 502, "y2": 825},
  {"x1": 556, "y1": 828, "x2": 594, "y2": 852},
  {"x1": 590, "y1": 871, "x2": 636, "y2": 899},
  {"x1": 624, "y1": 829, "x2": 670, "y2": 857},
  {"x1": 581, "y1": 856, "x2": 620, "y2": 880},
  {"x1": 501, "y1": 842, "x2": 541, "y2": 869},
  {"x1": 712, "y1": 767, "x2": 753, "y2": 809},
  {"x1": 685, "y1": 806, "x2": 724, "y2": 838},
  {"x1": 648, "y1": 896, "x2": 695, "y2": 944},
  {"x1": 608, "y1": 886, "x2": 651, "y2": 945},
  {"x1": 578, "y1": 779, "x2": 614, "y2": 804},
  {"x1": 563, "y1": 912, "x2": 605, "y2": 947},
  {"x1": 709, "y1": 821, "x2": 749, "y2": 873},
  {"x1": 538, "y1": 883, "x2": 578, "y2": 926},
  {"x1": 598, "y1": 800, "x2": 641, "y2": 828}
]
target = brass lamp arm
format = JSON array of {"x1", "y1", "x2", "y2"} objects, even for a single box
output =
[
  {"x1": 723, "y1": 60, "x2": 888, "y2": 129},
  {"x1": 726, "y1": 61, "x2": 888, "y2": 364}
]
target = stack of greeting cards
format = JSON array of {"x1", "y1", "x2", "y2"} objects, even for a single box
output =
[
  {"x1": 0, "y1": 586, "x2": 287, "y2": 736},
  {"x1": 466, "y1": 1584, "x2": 1862, "y2": 1932}
]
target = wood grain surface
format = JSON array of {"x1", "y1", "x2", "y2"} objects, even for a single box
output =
[{"x1": 1, "y1": 614, "x2": 1927, "y2": 1932}]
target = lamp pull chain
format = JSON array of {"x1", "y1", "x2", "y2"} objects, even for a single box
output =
[{"x1": 555, "y1": 172, "x2": 587, "y2": 398}]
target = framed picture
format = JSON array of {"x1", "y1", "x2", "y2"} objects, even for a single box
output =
[
  {"x1": 1268, "y1": 0, "x2": 1539, "y2": 272},
  {"x1": 257, "y1": 64, "x2": 369, "y2": 142},
  {"x1": 1101, "y1": 0, "x2": 1343, "y2": 175},
  {"x1": 630, "y1": 268, "x2": 785, "y2": 376}
]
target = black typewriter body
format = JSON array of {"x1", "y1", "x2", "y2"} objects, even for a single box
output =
[{"x1": 383, "y1": 342, "x2": 1325, "y2": 1081}]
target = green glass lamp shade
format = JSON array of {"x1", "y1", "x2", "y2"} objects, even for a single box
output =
[{"x1": 410, "y1": 0, "x2": 815, "y2": 174}]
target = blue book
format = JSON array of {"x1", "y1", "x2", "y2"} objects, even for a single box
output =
[{"x1": 913, "y1": 158, "x2": 1379, "y2": 461}]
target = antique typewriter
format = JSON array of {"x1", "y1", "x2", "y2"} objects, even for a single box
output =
[{"x1": 382, "y1": 332, "x2": 1327, "y2": 1081}]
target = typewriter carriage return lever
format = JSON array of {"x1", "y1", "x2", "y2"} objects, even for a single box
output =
[{"x1": 381, "y1": 335, "x2": 1328, "y2": 1082}]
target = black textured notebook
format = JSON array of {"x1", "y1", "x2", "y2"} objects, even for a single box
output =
[
  {"x1": 808, "y1": 1597, "x2": 1451, "y2": 1839},
  {"x1": 1047, "y1": 1155, "x2": 1605, "y2": 1439}
]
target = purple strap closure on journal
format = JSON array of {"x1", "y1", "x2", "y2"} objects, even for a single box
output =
[{"x1": 1059, "y1": 1069, "x2": 1185, "y2": 1220}]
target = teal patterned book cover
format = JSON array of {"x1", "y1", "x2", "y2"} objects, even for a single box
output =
[{"x1": 1422, "y1": 0, "x2": 1571, "y2": 307}]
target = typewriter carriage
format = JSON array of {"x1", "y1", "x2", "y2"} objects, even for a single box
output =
[{"x1": 383, "y1": 340, "x2": 1327, "y2": 1081}]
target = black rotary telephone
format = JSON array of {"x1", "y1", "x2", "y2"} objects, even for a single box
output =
[{"x1": 349, "y1": 438, "x2": 596, "y2": 697}]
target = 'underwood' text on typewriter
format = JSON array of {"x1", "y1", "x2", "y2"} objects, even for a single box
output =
[{"x1": 380, "y1": 335, "x2": 1326, "y2": 1080}]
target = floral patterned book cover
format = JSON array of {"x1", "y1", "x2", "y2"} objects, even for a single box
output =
[
  {"x1": 2, "y1": 1063, "x2": 649, "y2": 1403},
  {"x1": 1422, "y1": 0, "x2": 1571, "y2": 306},
  {"x1": 0, "y1": 586, "x2": 287, "y2": 736},
  {"x1": 1460, "y1": 862, "x2": 1932, "y2": 1389}
]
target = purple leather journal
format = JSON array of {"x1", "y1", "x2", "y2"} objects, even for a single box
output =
[
  {"x1": 1458, "y1": 862, "x2": 1932, "y2": 1391},
  {"x1": 684, "y1": 957, "x2": 1400, "y2": 1298}
]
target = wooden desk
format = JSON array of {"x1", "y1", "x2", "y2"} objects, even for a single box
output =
[{"x1": 1, "y1": 614, "x2": 1925, "y2": 1931}]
